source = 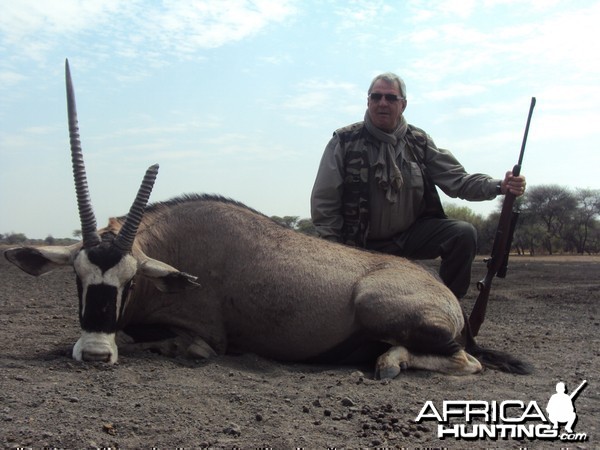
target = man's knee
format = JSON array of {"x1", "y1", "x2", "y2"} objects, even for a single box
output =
[
  {"x1": 456, "y1": 220, "x2": 477, "y2": 240},
  {"x1": 454, "y1": 221, "x2": 477, "y2": 251}
]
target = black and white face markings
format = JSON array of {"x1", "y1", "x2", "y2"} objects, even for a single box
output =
[
  {"x1": 71, "y1": 240, "x2": 139, "y2": 363},
  {"x1": 73, "y1": 242, "x2": 138, "y2": 333}
]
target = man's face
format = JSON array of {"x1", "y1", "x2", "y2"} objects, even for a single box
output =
[{"x1": 367, "y1": 79, "x2": 407, "y2": 132}]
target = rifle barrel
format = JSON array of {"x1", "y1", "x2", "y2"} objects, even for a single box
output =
[{"x1": 517, "y1": 97, "x2": 536, "y2": 168}]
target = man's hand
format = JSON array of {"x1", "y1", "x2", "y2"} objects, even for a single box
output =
[{"x1": 500, "y1": 171, "x2": 526, "y2": 196}]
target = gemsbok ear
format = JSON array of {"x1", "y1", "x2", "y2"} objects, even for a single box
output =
[
  {"x1": 138, "y1": 257, "x2": 201, "y2": 293},
  {"x1": 4, "y1": 246, "x2": 77, "y2": 276}
]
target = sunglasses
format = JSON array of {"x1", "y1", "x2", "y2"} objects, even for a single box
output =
[{"x1": 369, "y1": 93, "x2": 403, "y2": 102}]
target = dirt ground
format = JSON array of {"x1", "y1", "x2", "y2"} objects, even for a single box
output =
[{"x1": 1, "y1": 250, "x2": 598, "y2": 449}]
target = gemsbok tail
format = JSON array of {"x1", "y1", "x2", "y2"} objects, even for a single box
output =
[{"x1": 463, "y1": 312, "x2": 533, "y2": 375}]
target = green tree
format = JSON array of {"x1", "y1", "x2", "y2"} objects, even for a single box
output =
[
  {"x1": 564, "y1": 188, "x2": 600, "y2": 254},
  {"x1": 271, "y1": 216, "x2": 300, "y2": 229},
  {"x1": 296, "y1": 218, "x2": 318, "y2": 236},
  {"x1": 523, "y1": 185, "x2": 577, "y2": 254},
  {"x1": 5, "y1": 233, "x2": 27, "y2": 245}
]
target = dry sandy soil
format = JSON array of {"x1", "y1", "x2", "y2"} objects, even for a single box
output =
[{"x1": 1, "y1": 251, "x2": 598, "y2": 449}]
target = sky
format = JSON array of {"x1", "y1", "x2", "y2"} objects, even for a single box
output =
[{"x1": 1, "y1": 0, "x2": 599, "y2": 239}]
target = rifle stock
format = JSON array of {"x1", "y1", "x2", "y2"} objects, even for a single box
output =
[
  {"x1": 469, "y1": 192, "x2": 518, "y2": 336},
  {"x1": 469, "y1": 97, "x2": 536, "y2": 337}
]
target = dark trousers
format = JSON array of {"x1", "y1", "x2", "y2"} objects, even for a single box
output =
[{"x1": 366, "y1": 218, "x2": 477, "y2": 299}]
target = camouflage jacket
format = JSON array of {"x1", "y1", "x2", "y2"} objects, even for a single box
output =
[
  {"x1": 311, "y1": 121, "x2": 500, "y2": 247},
  {"x1": 337, "y1": 123, "x2": 446, "y2": 247}
]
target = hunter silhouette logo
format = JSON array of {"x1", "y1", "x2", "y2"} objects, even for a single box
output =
[
  {"x1": 415, "y1": 379, "x2": 589, "y2": 442},
  {"x1": 546, "y1": 380, "x2": 587, "y2": 434}
]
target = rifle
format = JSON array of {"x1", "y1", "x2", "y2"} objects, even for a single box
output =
[{"x1": 469, "y1": 97, "x2": 536, "y2": 337}]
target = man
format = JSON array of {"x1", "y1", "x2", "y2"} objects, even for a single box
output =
[{"x1": 311, "y1": 72, "x2": 526, "y2": 299}]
